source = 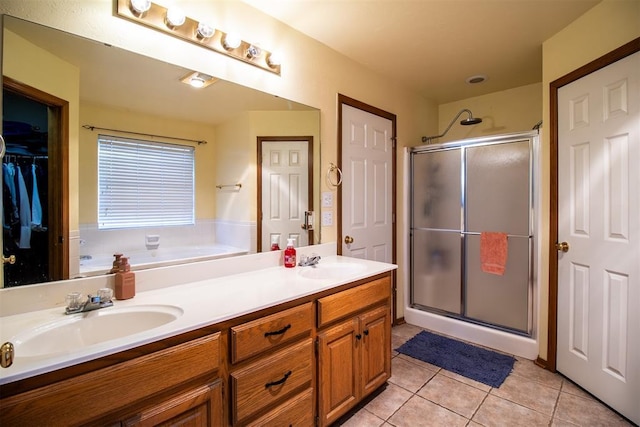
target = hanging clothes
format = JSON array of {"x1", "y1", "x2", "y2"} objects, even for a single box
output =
[
  {"x1": 31, "y1": 163, "x2": 43, "y2": 229},
  {"x1": 17, "y1": 165, "x2": 32, "y2": 248},
  {"x1": 3, "y1": 162, "x2": 19, "y2": 227}
]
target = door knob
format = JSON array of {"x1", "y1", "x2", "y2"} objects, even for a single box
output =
[
  {"x1": 556, "y1": 242, "x2": 570, "y2": 253},
  {"x1": 344, "y1": 235, "x2": 354, "y2": 244},
  {"x1": 2, "y1": 254, "x2": 16, "y2": 265}
]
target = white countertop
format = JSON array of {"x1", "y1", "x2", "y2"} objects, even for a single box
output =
[{"x1": 0, "y1": 255, "x2": 396, "y2": 385}]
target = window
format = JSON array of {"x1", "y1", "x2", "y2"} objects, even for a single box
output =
[{"x1": 97, "y1": 135, "x2": 195, "y2": 229}]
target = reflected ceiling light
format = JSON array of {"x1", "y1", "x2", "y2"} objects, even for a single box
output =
[
  {"x1": 267, "y1": 52, "x2": 281, "y2": 68},
  {"x1": 196, "y1": 21, "x2": 215, "y2": 39},
  {"x1": 180, "y1": 71, "x2": 218, "y2": 89},
  {"x1": 245, "y1": 45, "x2": 262, "y2": 59},
  {"x1": 223, "y1": 33, "x2": 242, "y2": 50},
  {"x1": 165, "y1": 7, "x2": 186, "y2": 28},
  {"x1": 130, "y1": 0, "x2": 151, "y2": 14}
]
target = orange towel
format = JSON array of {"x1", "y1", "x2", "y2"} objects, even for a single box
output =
[{"x1": 480, "y1": 232, "x2": 508, "y2": 275}]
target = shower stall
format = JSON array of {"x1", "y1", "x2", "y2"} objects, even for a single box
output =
[{"x1": 407, "y1": 131, "x2": 539, "y2": 358}]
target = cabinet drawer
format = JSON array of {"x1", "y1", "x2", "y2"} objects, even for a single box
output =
[
  {"x1": 0, "y1": 333, "x2": 220, "y2": 426},
  {"x1": 231, "y1": 338, "x2": 313, "y2": 424},
  {"x1": 317, "y1": 276, "x2": 390, "y2": 327},
  {"x1": 231, "y1": 302, "x2": 313, "y2": 363},
  {"x1": 246, "y1": 388, "x2": 314, "y2": 427}
]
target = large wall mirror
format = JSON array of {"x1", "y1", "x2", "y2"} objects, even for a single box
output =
[{"x1": 1, "y1": 15, "x2": 320, "y2": 288}]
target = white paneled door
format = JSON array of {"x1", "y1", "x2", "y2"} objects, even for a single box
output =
[
  {"x1": 261, "y1": 139, "x2": 310, "y2": 251},
  {"x1": 557, "y1": 51, "x2": 639, "y2": 425},
  {"x1": 341, "y1": 104, "x2": 393, "y2": 263}
]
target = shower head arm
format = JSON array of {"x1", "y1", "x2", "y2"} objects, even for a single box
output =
[{"x1": 421, "y1": 109, "x2": 476, "y2": 143}]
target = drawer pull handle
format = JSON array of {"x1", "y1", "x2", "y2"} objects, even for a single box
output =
[
  {"x1": 264, "y1": 324, "x2": 291, "y2": 337},
  {"x1": 265, "y1": 370, "x2": 292, "y2": 388}
]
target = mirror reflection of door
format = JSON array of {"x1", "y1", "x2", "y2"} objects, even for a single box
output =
[
  {"x1": 1, "y1": 78, "x2": 68, "y2": 287},
  {"x1": 257, "y1": 136, "x2": 313, "y2": 252}
]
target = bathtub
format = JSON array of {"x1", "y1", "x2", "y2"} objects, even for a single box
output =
[{"x1": 79, "y1": 244, "x2": 248, "y2": 276}]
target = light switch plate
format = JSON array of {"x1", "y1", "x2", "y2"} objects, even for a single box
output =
[
  {"x1": 321, "y1": 211, "x2": 333, "y2": 226},
  {"x1": 321, "y1": 191, "x2": 333, "y2": 208}
]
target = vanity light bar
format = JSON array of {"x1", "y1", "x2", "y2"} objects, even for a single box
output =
[{"x1": 116, "y1": 0, "x2": 281, "y2": 75}]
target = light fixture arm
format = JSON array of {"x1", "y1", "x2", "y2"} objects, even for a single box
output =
[{"x1": 421, "y1": 109, "x2": 478, "y2": 143}]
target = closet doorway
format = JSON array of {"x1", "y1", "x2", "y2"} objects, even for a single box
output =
[{"x1": 2, "y1": 77, "x2": 68, "y2": 287}]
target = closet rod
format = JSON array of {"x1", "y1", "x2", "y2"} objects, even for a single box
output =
[
  {"x1": 3, "y1": 154, "x2": 48, "y2": 160},
  {"x1": 82, "y1": 125, "x2": 208, "y2": 145}
]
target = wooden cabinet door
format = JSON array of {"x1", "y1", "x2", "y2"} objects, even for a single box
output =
[
  {"x1": 359, "y1": 305, "x2": 391, "y2": 396},
  {"x1": 317, "y1": 318, "x2": 359, "y2": 426},
  {"x1": 123, "y1": 381, "x2": 223, "y2": 427}
]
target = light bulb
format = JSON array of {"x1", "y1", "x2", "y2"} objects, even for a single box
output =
[
  {"x1": 196, "y1": 22, "x2": 215, "y2": 39},
  {"x1": 130, "y1": 0, "x2": 151, "y2": 14},
  {"x1": 245, "y1": 45, "x2": 262, "y2": 59},
  {"x1": 267, "y1": 52, "x2": 281, "y2": 67},
  {"x1": 223, "y1": 33, "x2": 241, "y2": 50},
  {"x1": 165, "y1": 7, "x2": 186, "y2": 27}
]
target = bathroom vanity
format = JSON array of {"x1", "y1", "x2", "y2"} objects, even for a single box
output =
[{"x1": 0, "y1": 255, "x2": 396, "y2": 426}]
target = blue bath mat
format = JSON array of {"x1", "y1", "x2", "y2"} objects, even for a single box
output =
[{"x1": 396, "y1": 330, "x2": 516, "y2": 388}]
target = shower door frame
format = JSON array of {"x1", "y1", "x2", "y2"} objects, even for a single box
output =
[{"x1": 409, "y1": 131, "x2": 539, "y2": 336}]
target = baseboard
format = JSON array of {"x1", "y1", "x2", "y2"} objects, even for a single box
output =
[
  {"x1": 393, "y1": 317, "x2": 406, "y2": 326},
  {"x1": 534, "y1": 356, "x2": 554, "y2": 372}
]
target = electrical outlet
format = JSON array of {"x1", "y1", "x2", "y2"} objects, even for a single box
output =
[
  {"x1": 322, "y1": 191, "x2": 333, "y2": 208},
  {"x1": 321, "y1": 211, "x2": 333, "y2": 226}
]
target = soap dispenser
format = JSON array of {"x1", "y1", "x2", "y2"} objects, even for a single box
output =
[
  {"x1": 284, "y1": 238, "x2": 297, "y2": 268},
  {"x1": 115, "y1": 256, "x2": 135, "y2": 300}
]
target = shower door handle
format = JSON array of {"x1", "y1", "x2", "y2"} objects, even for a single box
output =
[{"x1": 555, "y1": 242, "x2": 570, "y2": 253}]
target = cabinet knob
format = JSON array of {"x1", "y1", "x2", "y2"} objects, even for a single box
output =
[
  {"x1": 363, "y1": 329, "x2": 369, "y2": 336},
  {"x1": 355, "y1": 333, "x2": 362, "y2": 340}
]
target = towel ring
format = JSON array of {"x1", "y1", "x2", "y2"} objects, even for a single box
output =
[{"x1": 326, "y1": 162, "x2": 343, "y2": 187}]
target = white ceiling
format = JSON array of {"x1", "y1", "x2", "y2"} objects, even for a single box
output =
[{"x1": 243, "y1": 0, "x2": 601, "y2": 103}]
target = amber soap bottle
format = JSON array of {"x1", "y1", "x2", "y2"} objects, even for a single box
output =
[{"x1": 115, "y1": 256, "x2": 135, "y2": 300}]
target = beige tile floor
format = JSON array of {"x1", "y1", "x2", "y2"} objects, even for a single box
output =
[{"x1": 336, "y1": 323, "x2": 634, "y2": 427}]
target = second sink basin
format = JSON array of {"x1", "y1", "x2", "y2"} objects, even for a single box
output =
[
  {"x1": 13, "y1": 304, "x2": 183, "y2": 358},
  {"x1": 298, "y1": 262, "x2": 367, "y2": 280}
]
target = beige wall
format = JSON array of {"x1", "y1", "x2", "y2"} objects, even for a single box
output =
[
  {"x1": 537, "y1": 0, "x2": 640, "y2": 361},
  {"x1": 214, "y1": 110, "x2": 319, "y2": 224},
  {"x1": 437, "y1": 83, "x2": 542, "y2": 143}
]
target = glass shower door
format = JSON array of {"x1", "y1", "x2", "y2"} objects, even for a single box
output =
[
  {"x1": 411, "y1": 148, "x2": 462, "y2": 314},
  {"x1": 464, "y1": 140, "x2": 532, "y2": 332}
]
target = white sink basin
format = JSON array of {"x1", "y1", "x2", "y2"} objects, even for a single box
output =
[
  {"x1": 13, "y1": 305, "x2": 183, "y2": 358},
  {"x1": 298, "y1": 262, "x2": 367, "y2": 280}
]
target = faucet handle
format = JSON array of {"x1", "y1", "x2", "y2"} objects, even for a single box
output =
[
  {"x1": 65, "y1": 292, "x2": 83, "y2": 311},
  {"x1": 98, "y1": 288, "x2": 113, "y2": 303}
]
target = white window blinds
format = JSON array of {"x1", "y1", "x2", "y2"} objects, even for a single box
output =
[{"x1": 98, "y1": 135, "x2": 195, "y2": 229}]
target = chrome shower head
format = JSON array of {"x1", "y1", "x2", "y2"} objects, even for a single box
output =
[
  {"x1": 421, "y1": 109, "x2": 482, "y2": 143},
  {"x1": 460, "y1": 116, "x2": 482, "y2": 126}
]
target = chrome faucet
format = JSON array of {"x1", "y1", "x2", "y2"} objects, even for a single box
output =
[
  {"x1": 65, "y1": 289, "x2": 113, "y2": 315},
  {"x1": 298, "y1": 254, "x2": 321, "y2": 267}
]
